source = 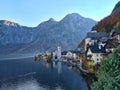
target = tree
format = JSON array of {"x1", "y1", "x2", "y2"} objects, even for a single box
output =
[
  {"x1": 92, "y1": 45, "x2": 120, "y2": 90},
  {"x1": 104, "y1": 23, "x2": 113, "y2": 33},
  {"x1": 114, "y1": 22, "x2": 120, "y2": 30}
]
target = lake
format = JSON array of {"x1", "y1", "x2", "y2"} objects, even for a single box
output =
[{"x1": 0, "y1": 57, "x2": 89, "y2": 90}]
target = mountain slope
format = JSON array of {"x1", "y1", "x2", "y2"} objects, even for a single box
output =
[
  {"x1": 94, "y1": 1, "x2": 120, "y2": 33},
  {"x1": 23, "y1": 13, "x2": 96, "y2": 53},
  {"x1": 78, "y1": 1, "x2": 120, "y2": 49},
  {"x1": 112, "y1": 1, "x2": 120, "y2": 13},
  {"x1": 0, "y1": 20, "x2": 35, "y2": 44},
  {"x1": 0, "y1": 13, "x2": 96, "y2": 55}
]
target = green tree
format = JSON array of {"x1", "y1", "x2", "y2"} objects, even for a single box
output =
[
  {"x1": 104, "y1": 23, "x2": 113, "y2": 33},
  {"x1": 92, "y1": 45, "x2": 120, "y2": 90}
]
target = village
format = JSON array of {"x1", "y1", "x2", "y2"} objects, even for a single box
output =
[{"x1": 35, "y1": 29, "x2": 120, "y2": 75}]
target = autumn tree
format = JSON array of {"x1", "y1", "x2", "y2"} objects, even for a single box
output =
[{"x1": 114, "y1": 22, "x2": 120, "y2": 30}]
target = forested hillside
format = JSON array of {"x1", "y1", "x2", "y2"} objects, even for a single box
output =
[{"x1": 94, "y1": 1, "x2": 120, "y2": 33}]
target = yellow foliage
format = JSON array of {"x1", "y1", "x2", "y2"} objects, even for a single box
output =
[{"x1": 87, "y1": 61, "x2": 94, "y2": 66}]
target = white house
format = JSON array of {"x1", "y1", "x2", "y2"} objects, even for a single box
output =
[{"x1": 86, "y1": 45, "x2": 106, "y2": 64}]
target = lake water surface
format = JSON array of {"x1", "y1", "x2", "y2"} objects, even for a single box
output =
[{"x1": 0, "y1": 57, "x2": 89, "y2": 90}]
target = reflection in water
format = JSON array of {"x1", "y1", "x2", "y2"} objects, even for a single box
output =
[
  {"x1": 1, "y1": 78, "x2": 40, "y2": 90},
  {"x1": 57, "y1": 62, "x2": 62, "y2": 74},
  {"x1": 1, "y1": 77, "x2": 64, "y2": 90},
  {"x1": 50, "y1": 61, "x2": 62, "y2": 74},
  {"x1": 0, "y1": 58, "x2": 89, "y2": 90},
  {"x1": 53, "y1": 61, "x2": 56, "y2": 68}
]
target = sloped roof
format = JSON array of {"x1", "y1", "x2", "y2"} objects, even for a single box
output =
[
  {"x1": 99, "y1": 37, "x2": 108, "y2": 42},
  {"x1": 77, "y1": 38, "x2": 85, "y2": 48},
  {"x1": 111, "y1": 29, "x2": 120, "y2": 36},
  {"x1": 62, "y1": 50, "x2": 84, "y2": 55},
  {"x1": 89, "y1": 45, "x2": 106, "y2": 53},
  {"x1": 87, "y1": 32, "x2": 107, "y2": 40},
  {"x1": 61, "y1": 51, "x2": 68, "y2": 55},
  {"x1": 114, "y1": 30, "x2": 120, "y2": 34},
  {"x1": 105, "y1": 39, "x2": 119, "y2": 48}
]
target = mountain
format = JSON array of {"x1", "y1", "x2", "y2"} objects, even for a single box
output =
[
  {"x1": 0, "y1": 20, "x2": 35, "y2": 44},
  {"x1": 94, "y1": 1, "x2": 120, "y2": 33},
  {"x1": 112, "y1": 1, "x2": 120, "y2": 13},
  {"x1": 0, "y1": 13, "x2": 96, "y2": 56}
]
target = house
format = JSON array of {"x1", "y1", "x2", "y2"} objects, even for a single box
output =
[
  {"x1": 85, "y1": 31, "x2": 107, "y2": 50},
  {"x1": 86, "y1": 44, "x2": 106, "y2": 64},
  {"x1": 111, "y1": 30, "x2": 120, "y2": 43},
  {"x1": 61, "y1": 51, "x2": 68, "y2": 56},
  {"x1": 61, "y1": 50, "x2": 84, "y2": 60},
  {"x1": 104, "y1": 30, "x2": 120, "y2": 54},
  {"x1": 66, "y1": 51, "x2": 73, "y2": 59},
  {"x1": 105, "y1": 39, "x2": 117, "y2": 53}
]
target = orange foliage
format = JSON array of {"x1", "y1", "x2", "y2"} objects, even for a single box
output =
[{"x1": 95, "y1": 7, "x2": 120, "y2": 32}]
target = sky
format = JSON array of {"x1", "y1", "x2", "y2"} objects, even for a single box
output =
[{"x1": 0, "y1": 0, "x2": 119, "y2": 27}]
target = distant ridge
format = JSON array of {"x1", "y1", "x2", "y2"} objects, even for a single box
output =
[
  {"x1": 0, "y1": 20, "x2": 22, "y2": 27},
  {"x1": 0, "y1": 13, "x2": 96, "y2": 55}
]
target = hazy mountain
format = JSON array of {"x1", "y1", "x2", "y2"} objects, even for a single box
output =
[
  {"x1": 0, "y1": 20, "x2": 35, "y2": 44},
  {"x1": 0, "y1": 13, "x2": 96, "y2": 56}
]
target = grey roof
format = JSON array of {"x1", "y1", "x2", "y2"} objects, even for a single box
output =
[
  {"x1": 99, "y1": 37, "x2": 108, "y2": 42},
  {"x1": 114, "y1": 30, "x2": 120, "y2": 34},
  {"x1": 61, "y1": 50, "x2": 84, "y2": 55},
  {"x1": 89, "y1": 45, "x2": 106, "y2": 53},
  {"x1": 111, "y1": 29, "x2": 120, "y2": 36},
  {"x1": 87, "y1": 32, "x2": 107, "y2": 40},
  {"x1": 105, "y1": 39, "x2": 119, "y2": 48}
]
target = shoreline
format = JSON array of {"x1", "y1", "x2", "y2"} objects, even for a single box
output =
[{"x1": 0, "y1": 54, "x2": 35, "y2": 60}]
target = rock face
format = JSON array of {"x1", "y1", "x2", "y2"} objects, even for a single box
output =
[
  {"x1": 0, "y1": 13, "x2": 96, "y2": 55},
  {"x1": 0, "y1": 20, "x2": 34, "y2": 44}
]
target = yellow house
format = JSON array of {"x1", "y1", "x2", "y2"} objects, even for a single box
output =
[{"x1": 86, "y1": 45, "x2": 106, "y2": 64}]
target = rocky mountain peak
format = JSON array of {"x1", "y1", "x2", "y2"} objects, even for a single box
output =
[
  {"x1": 37, "y1": 18, "x2": 58, "y2": 28},
  {"x1": 60, "y1": 13, "x2": 94, "y2": 24},
  {"x1": 61, "y1": 13, "x2": 83, "y2": 22},
  {"x1": 48, "y1": 18, "x2": 56, "y2": 22},
  {"x1": 65, "y1": 13, "x2": 82, "y2": 18},
  {"x1": 0, "y1": 20, "x2": 21, "y2": 27}
]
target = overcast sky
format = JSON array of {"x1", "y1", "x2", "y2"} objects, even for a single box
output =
[{"x1": 0, "y1": 0, "x2": 119, "y2": 27}]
